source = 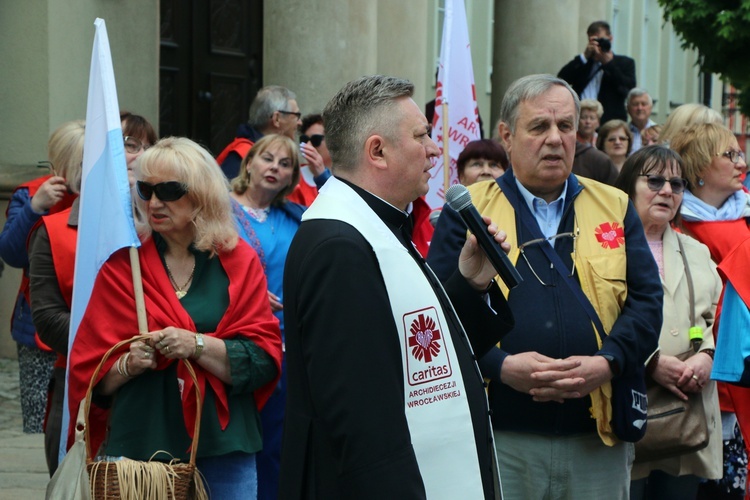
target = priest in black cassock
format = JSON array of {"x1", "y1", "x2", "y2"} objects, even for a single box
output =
[{"x1": 279, "y1": 75, "x2": 514, "y2": 500}]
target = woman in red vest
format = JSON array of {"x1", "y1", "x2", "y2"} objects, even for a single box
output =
[
  {"x1": 671, "y1": 122, "x2": 749, "y2": 499},
  {"x1": 0, "y1": 120, "x2": 81, "y2": 440},
  {"x1": 28, "y1": 112, "x2": 156, "y2": 476}
]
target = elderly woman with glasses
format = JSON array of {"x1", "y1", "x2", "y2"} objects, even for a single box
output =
[
  {"x1": 65, "y1": 137, "x2": 283, "y2": 498},
  {"x1": 614, "y1": 145, "x2": 722, "y2": 499},
  {"x1": 596, "y1": 119, "x2": 633, "y2": 172},
  {"x1": 0, "y1": 120, "x2": 82, "y2": 469},
  {"x1": 27, "y1": 114, "x2": 154, "y2": 475},
  {"x1": 670, "y1": 122, "x2": 750, "y2": 498}
]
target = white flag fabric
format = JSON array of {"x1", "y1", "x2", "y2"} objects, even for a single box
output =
[
  {"x1": 60, "y1": 18, "x2": 141, "y2": 460},
  {"x1": 427, "y1": 0, "x2": 482, "y2": 209}
]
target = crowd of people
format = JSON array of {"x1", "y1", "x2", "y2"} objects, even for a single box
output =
[{"x1": 0, "y1": 17, "x2": 748, "y2": 500}]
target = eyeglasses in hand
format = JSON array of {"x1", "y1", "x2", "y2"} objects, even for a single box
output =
[{"x1": 518, "y1": 230, "x2": 578, "y2": 287}]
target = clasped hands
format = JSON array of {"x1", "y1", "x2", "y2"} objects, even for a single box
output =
[
  {"x1": 122, "y1": 327, "x2": 197, "y2": 377},
  {"x1": 651, "y1": 352, "x2": 712, "y2": 401},
  {"x1": 501, "y1": 352, "x2": 614, "y2": 403}
]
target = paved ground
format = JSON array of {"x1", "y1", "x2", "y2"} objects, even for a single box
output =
[{"x1": 0, "y1": 357, "x2": 48, "y2": 499}]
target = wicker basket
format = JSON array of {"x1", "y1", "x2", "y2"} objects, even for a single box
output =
[{"x1": 83, "y1": 335, "x2": 206, "y2": 500}]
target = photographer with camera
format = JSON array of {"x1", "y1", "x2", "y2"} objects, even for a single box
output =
[{"x1": 558, "y1": 20, "x2": 636, "y2": 124}]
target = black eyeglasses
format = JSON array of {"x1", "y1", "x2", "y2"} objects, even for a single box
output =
[
  {"x1": 136, "y1": 181, "x2": 188, "y2": 202},
  {"x1": 638, "y1": 174, "x2": 687, "y2": 194},
  {"x1": 518, "y1": 230, "x2": 578, "y2": 287},
  {"x1": 300, "y1": 134, "x2": 325, "y2": 147},
  {"x1": 124, "y1": 136, "x2": 151, "y2": 154},
  {"x1": 718, "y1": 150, "x2": 746, "y2": 164},
  {"x1": 278, "y1": 110, "x2": 302, "y2": 119}
]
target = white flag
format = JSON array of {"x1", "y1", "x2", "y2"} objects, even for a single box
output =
[
  {"x1": 427, "y1": 0, "x2": 481, "y2": 209},
  {"x1": 60, "y1": 18, "x2": 140, "y2": 461}
]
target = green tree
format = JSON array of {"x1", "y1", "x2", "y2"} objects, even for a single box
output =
[{"x1": 658, "y1": 0, "x2": 750, "y2": 116}]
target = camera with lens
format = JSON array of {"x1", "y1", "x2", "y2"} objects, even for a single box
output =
[{"x1": 596, "y1": 37, "x2": 612, "y2": 52}]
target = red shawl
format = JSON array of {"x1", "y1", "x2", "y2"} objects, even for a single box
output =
[{"x1": 67, "y1": 237, "x2": 282, "y2": 454}]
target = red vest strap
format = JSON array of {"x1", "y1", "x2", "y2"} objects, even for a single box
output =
[
  {"x1": 41, "y1": 210, "x2": 77, "y2": 309},
  {"x1": 216, "y1": 137, "x2": 254, "y2": 165}
]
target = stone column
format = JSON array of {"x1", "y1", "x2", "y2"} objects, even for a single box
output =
[
  {"x1": 490, "y1": 0, "x2": 585, "y2": 132},
  {"x1": 0, "y1": 0, "x2": 157, "y2": 358},
  {"x1": 264, "y1": 0, "x2": 429, "y2": 115}
]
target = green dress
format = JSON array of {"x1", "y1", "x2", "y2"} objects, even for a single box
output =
[{"x1": 103, "y1": 236, "x2": 277, "y2": 461}]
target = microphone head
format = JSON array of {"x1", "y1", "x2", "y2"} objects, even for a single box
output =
[{"x1": 445, "y1": 184, "x2": 472, "y2": 211}]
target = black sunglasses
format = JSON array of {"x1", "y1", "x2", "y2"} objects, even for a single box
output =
[
  {"x1": 300, "y1": 134, "x2": 325, "y2": 148},
  {"x1": 638, "y1": 174, "x2": 687, "y2": 194},
  {"x1": 136, "y1": 181, "x2": 188, "y2": 202}
]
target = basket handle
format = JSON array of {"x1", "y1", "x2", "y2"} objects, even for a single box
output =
[{"x1": 83, "y1": 334, "x2": 203, "y2": 467}]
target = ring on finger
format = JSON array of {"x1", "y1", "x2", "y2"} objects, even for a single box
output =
[
  {"x1": 165, "y1": 345, "x2": 171, "y2": 353},
  {"x1": 692, "y1": 375, "x2": 699, "y2": 382}
]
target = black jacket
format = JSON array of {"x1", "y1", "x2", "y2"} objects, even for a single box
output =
[
  {"x1": 558, "y1": 54, "x2": 636, "y2": 124},
  {"x1": 279, "y1": 181, "x2": 513, "y2": 499},
  {"x1": 573, "y1": 141, "x2": 619, "y2": 186}
]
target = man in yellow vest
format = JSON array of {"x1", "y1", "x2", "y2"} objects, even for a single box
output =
[{"x1": 428, "y1": 74, "x2": 662, "y2": 499}]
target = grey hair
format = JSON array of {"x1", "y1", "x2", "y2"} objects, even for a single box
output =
[
  {"x1": 248, "y1": 85, "x2": 297, "y2": 130},
  {"x1": 626, "y1": 87, "x2": 652, "y2": 107},
  {"x1": 323, "y1": 75, "x2": 414, "y2": 172},
  {"x1": 499, "y1": 74, "x2": 580, "y2": 134}
]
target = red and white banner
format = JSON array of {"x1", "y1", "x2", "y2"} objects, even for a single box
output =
[{"x1": 427, "y1": 0, "x2": 481, "y2": 209}]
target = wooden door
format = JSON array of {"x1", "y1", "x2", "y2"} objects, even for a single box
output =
[{"x1": 159, "y1": 0, "x2": 263, "y2": 156}]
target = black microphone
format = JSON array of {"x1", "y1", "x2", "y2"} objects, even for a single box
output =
[{"x1": 445, "y1": 184, "x2": 523, "y2": 289}]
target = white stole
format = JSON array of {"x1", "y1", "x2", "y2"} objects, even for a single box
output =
[{"x1": 303, "y1": 177, "x2": 486, "y2": 499}]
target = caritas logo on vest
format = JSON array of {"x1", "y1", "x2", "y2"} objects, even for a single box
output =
[
  {"x1": 404, "y1": 307, "x2": 453, "y2": 386},
  {"x1": 404, "y1": 307, "x2": 461, "y2": 408}
]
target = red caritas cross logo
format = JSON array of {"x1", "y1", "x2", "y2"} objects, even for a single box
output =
[
  {"x1": 408, "y1": 313, "x2": 442, "y2": 362},
  {"x1": 595, "y1": 222, "x2": 625, "y2": 249}
]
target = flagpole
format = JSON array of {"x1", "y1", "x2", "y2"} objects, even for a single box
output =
[
  {"x1": 442, "y1": 101, "x2": 450, "y2": 194},
  {"x1": 129, "y1": 247, "x2": 148, "y2": 334},
  {"x1": 61, "y1": 17, "x2": 143, "y2": 463}
]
